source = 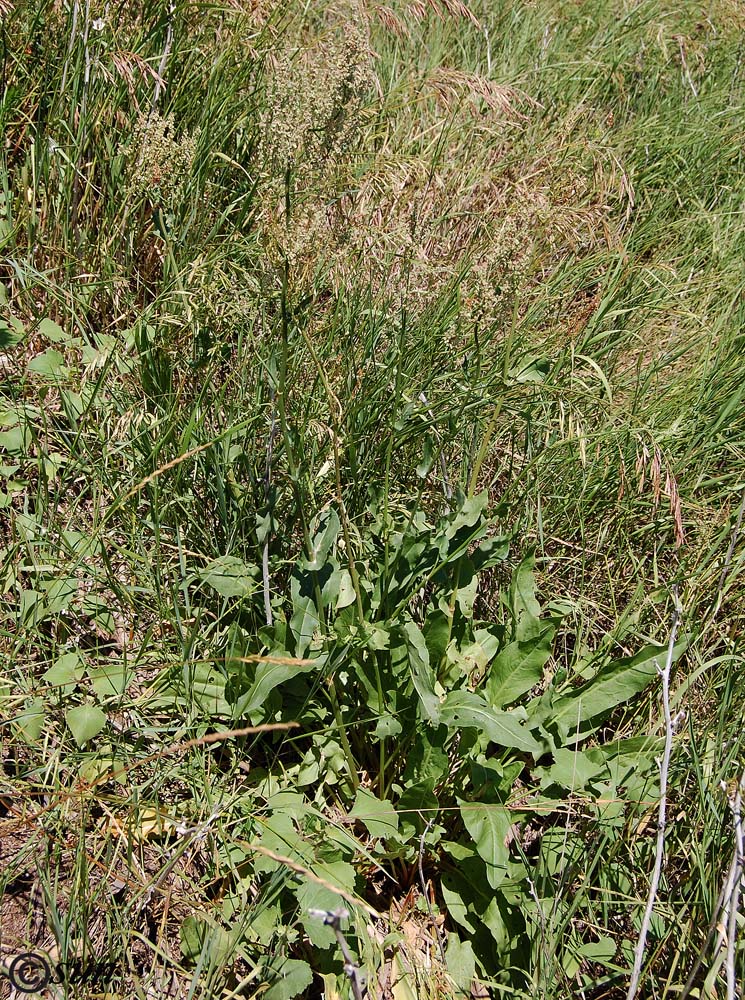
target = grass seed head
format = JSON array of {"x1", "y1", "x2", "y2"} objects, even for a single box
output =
[{"x1": 123, "y1": 111, "x2": 200, "y2": 211}]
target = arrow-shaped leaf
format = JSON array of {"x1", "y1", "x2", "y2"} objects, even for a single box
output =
[{"x1": 457, "y1": 798, "x2": 513, "y2": 889}]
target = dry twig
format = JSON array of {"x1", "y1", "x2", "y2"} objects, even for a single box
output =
[
  {"x1": 152, "y1": 0, "x2": 175, "y2": 108},
  {"x1": 680, "y1": 774, "x2": 745, "y2": 1000},
  {"x1": 723, "y1": 776, "x2": 745, "y2": 1000},
  {"x1": 626, "y1": 595, "x2": 682, "y2": 1000},
  {"x1": 418, "y1": 814, "x2": 446, "y2": 964}
]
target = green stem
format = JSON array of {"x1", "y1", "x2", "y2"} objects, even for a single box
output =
[
  {"x1": 382, "y1": 311, "x2": 408, "y2": 616},
  {"x1": 438, "y1": 560, "x2": 461, "y2": 682},
  {"x1": 467, "y1": 292, "x2": 519, "y2": 499},
  {"x1": 439, "y1": 295, "x2": 520, "y2": 677},
  {"x1": 296, "y1": 324, "x2": 365, "y2": 621},
  {"x1": 278, "y1": 169, "x2": 358, "y2": 794},
  {"x1": 297, "y1": 315, "x2": 381, "y2": 791},
  {"x1": 277, "y1": 265, "x2": 308, "y2": 539},
  {"x1": 327, "y1": 674, "x2": 359, "y2": 792}
]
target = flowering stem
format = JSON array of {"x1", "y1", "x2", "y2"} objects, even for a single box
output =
[
  {"x1": 467, "y1": 291, "x2": 519, "y2": 499},
  {"x1": 276, "y1": 171, "x2": 359, "y2": 793}
]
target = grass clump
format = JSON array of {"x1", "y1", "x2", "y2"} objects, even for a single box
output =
[{"x1": 1, "y1": 0, "x2": 744, "y2": 997}]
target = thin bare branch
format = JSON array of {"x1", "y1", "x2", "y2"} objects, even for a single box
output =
[
  {"x1": 725, "y1": 776, "x2": 745, "y2": 1000},
  {"x1": 241, "y1": 845, "x2": 380, "y2": 918},
  {"x1": 626, "y1": 595, "x2": 682, "y2": 1000},
  {"x1": 418, "y1": 813, "x2": 446, "y2": 964},
  {"x1": 680, "y1": 774, "x2": 745, "y2": 1000},
  {"x1": 152, "y1": 0, "x2": 176, "y2": 109},
  {"x1": 309, "y1": 909, "x2": 367, "y2": 1000}
]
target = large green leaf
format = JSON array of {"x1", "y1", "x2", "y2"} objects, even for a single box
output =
[
  {"x1": 27, "y1": 348, "x2": 66, "y2": 379},
  {"x1": 231, "y1": 656, "x2": 316, "y2": 719},
  {"x1": 440, "y1": 852, "x2": 497, "y2": 936},
  {"x1": 65, "y1": 704, "x2": 107, "y2": 747},
  {"x1": 290, "y1": 572, "x2": 320, "y2": 657},
  {"x1": 454, "y1": 556, "x2": 479, "y2": 617},
  {"x1": 446, "y1": 934, "x2": 477, "y2": 993},
  {"x1": 38, "y1": 317, "x2": 69, "y2": 343},
  {"x1": 457, "y1": 799, "x2": 513, "y2": 889},
  {"x1": 253, "y1": 812, "x2": 314, "y2": 875},
  {"x1": 481, "y1": 892, "x2": 525, "y2": 954},
  {"x1": 400, "y1": 620, "x2": 440, "y2": 724},
  {"x1": 186, "y1": 662, "x2": 232, "y2": 716},
  {"x1": 441, "y1": 691, "x2": 542, "y2": 754},
  {"x1": 397, "y1": 780, "x2": 439, "y2": 842},
  {"x1": 349, "y1": 788, "x2": 399, "y2": 839},
  {"x1": 41, "y1": 575, "x2": 76, "y2": 614},
  {"x1": 197, "y1": 555, "x2": 258, "y2": 599},
  {"x1": 444, "y1": 492, "x2": 489, "y2": 541},
  {"x1": 303, "y1": 509, "x2": 340, "y2": 571},
  {"x1": 401, "y1": 726, "x2": 449, "y2": 787},
  {"x1": 0, "y1": 424, "x2": 30, "y2": 453},
  {"x1": 415, "y1": 432, "x2": 435, "y2": 479},
  {"x1": 536, "y1": 747, "x2": 605, "y2": 792},
  {"x1": 295, "y1": 859, "x2": 357, "y2": 948},
  {"x1": 14, "y1": 698, "x2": 46, "y2": 744},
  {"x1": 263, "y1": 958, "x2": 313, "y2": 1000},
  {"x1": 486, "y1": 626, "x2": 554, "y2": 709},
  {"x1": 549, "y1": 639, "x2": 687, "y2": 727},
  {"x1": 0, "y1": 314, "x2": 24, "y2": 350},
  {"x1": 88, "y1": 660, "x2": 131, "y2": 700},
  {"x1": 471, "y1": 533, "x2": 511, "y2": 571},
  {"x1": 441, "y1": 878, "x2": 477, "y2": 935},
  {"x1": 43, "y1": 652, "x2": 85, "y2": 696},
  {"x1": 180, "y1": 914, "x2": 232, "y2": 966},
  {"x1": 507, "y1": 552, "x2": 543, "y2": 641},
  {"x1": 423, "y1": 608, "x2": 451, "y2": 667},
  {"x1": 453, "y1": 628, "x2": 501, "y2": 678},
  {"x1": 335, "y1": 568, "x2": 357, "y2": 610}
]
